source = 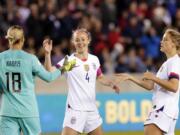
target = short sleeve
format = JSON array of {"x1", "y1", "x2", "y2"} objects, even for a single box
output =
[
  {"x1": 96, "y1": 57, "x2": 102, "y2": 77},
  {"x1": 55, "y1": 58, "x2": 65, "y2": 69},
  {"x1": 167, "y1": 58, "x2": 180, "y2": 80}
]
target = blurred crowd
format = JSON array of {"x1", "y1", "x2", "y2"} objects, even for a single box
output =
[{"x1": 0, "y1": 0, "x2": 180, "y2": 74}]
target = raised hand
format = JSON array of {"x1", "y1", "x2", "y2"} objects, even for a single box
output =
[
  {"x1": 43, "y1": 38, "x2": 52, "y2": 55},
  {"x1": 60, "y1": 56, "x2": 76, "y2": 73}
]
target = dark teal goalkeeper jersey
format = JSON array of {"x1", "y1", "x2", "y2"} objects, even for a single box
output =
[{"x1": 0, "y1": 49, "x2": 61, "y2": 117}]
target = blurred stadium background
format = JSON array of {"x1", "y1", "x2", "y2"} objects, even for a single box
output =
[{"x1": 0, "y1": 0, "x2": 180, "y2": 134}]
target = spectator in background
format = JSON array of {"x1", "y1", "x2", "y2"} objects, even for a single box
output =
[
  {"x1": 107, "y1": 23, "x2": 121, "y2": 51},
  {"x1": 126, "y1": 48, "x2": 146, "y2": 73},
  {"x1": 115, "y1": 53, "x2": 129, "y2": 73},
  {"x1": 17, "y1": 0, "x2": 30, "y2": 25},
  {"x1": 25, "y1": 36, "x2": 36, "y2": 51},
  {"x1": 118, "y1": 10, "x2": 128, "y2": 32},
  {"x1": 26, "y1": 3, "x2": 43, "y2": 48},
  {"x1": 145, "y1": 57, "x2": 157, "y2": 72},
  {"x1": 100, "y1": 0, "x2": 117, "y2": 33},
  {"x1": 51, "y1": 45, "x2": 64, "y2": 66},
  {"x1": 152, "y1": 5, "x2": 168, "y2": 37},
  {"x1": 0, "y1": 0, "x2": 180, "y2": 74},
  {"x1": 101, "y1": 47, "x2": 114, "y2": 74},
  {"x1": 174, "y1": 8, "x2": 180, "y2": 31},
  {"x1": 140, "y1": 26, "x2": 161, "y2": 59},
  {"x1": 122, "y1": 15, "x2": 142, "y2": 49}
]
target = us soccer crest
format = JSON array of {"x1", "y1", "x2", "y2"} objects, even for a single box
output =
[{"x1": 84, "y1": 64, "x2": 89, "y2": 72}]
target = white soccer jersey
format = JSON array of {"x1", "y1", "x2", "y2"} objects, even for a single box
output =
[
  {"x1": 56, "y1": 53, "x2": 102, "y2": 111},
  {"x1": 153, "y1": 54, "x2": 180, "y2": 119}
]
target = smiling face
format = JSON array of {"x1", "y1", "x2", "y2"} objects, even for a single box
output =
[{"x1": 72, "y1": 30, "x2": 90, "y2": 54}]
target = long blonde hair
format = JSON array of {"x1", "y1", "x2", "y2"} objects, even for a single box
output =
[{"x1": 6, "y1": 25, "x2": 25, "y2": 46}]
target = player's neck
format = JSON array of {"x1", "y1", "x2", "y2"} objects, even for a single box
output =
[
  {"x1": 166, "y1": 51, "x2": 177, "y2": 59},
  {"x1": 10, "y1": 44, "x2": 23, "y2": 50},
  {"x1": 75, "y1": 52, "x2": 88, "y2": 60}
]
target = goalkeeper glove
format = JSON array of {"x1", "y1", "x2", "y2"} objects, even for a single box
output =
[{"x1": 60, "y1": 55, "x2": 76, "y2": 73}]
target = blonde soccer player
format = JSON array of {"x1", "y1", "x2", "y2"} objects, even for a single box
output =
[
  {"x1": 0, "y1": 25, "x2": 74, "y2": 135},
  {"x1": 43, "y1": 28, "x2": 120, "y2": 135},
  {"x1": 116, "y1": 29, "x2": 180, "y2": 135}
]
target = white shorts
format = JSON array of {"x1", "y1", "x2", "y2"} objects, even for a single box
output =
[
  {"x1": 144, "y1": 110, "x2": 177, "y2": 135},
  {"x1": 63, "y1": 106, "x2": 103, "y2": 133}
]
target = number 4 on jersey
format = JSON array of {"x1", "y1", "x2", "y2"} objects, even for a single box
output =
[{"x1": 85, "y1": 73, "x2": 90, "y2": 82}]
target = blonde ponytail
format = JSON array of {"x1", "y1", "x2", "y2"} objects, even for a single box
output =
[{"x1": 5, "y1": 25, "x2": 24, "y2": 46}]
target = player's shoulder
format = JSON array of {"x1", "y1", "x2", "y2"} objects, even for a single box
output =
[
  {"x1": 166, "y1": 54, "x2": 180, "y2": 65},
  {"x1": 0, "y1": 50, "x2": 10, "y2": 56},
  {"x1": 168, "y1": 54, "x2": 180, "y2": 61},
  {"x1": 0, "y1": 50, "x2": 37, "y2": 64},
  {"x1": 0, "y1": 51, "x2": 4, "y2": 61},
  {"x1": 20, "y1": 50, "x2": 38, "y2": 60},
  {"x1": 0, "y1": 50, "x2": 6, "y2": 55},
  {"x1": 88, "y1": 54, "x2": 99, "y2": 61},
  {"x1": 0, "y1": 50, "x2": 12, "y2": 59},
  {"x1": 88, "y1": 54, "x2": 100, "y2": 65},
  {"x1": 56, "y1": 54, "x2": 73, "y2": 65},
  {"x1": 68, "y1": 54, "x2": 75, "y2": 59}
]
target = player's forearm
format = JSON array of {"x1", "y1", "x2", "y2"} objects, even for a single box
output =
[
  {"x1": 41, "y1": 70, "x2": 61, "y2": 82},
  {"x1": 100, "y1": 79, "x2": 113, "y2": 87},
  {"x1": 98, "y1": 75, "x2": 113, "y2": 87},
  {"x1": 129, "y1": 77, "x2": 153, "y2": 91},
  {"x1": 153, "y1": 77, "x2": 178, "y2": 92},
  {"x1": 37, "y1": 65, "x2": 61, "y2": 82},
  {"x1": 44, "y1": 53, "x2": 54, "y2": 72}
]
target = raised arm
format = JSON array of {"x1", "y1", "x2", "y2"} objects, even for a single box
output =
[
  {"x1": 32, "y1": 54, "x2": 76, "y2": 83},
  {"x1": 43, "y1": 39, "x2": 57, "y2": 72},
  {"x1": 115, "y1": 73, "x2": 154, "y2": 91},
  {"x1": 43, "y1": 39, "x2": 76, "y2": 73},
  {"x1": 32, "y1": 55, "x2": 61, "y2": 82}
]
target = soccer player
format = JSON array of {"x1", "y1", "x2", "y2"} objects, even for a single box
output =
[
  {"x1": 115, "y1": 29, "x2": 180, "y2": 135},
  {"x1": 0, "y1": 25, "x2": 74, "y2": 135},
  {"x1": 43, "y1": 28, "x2": 120, "y2": 135}
]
